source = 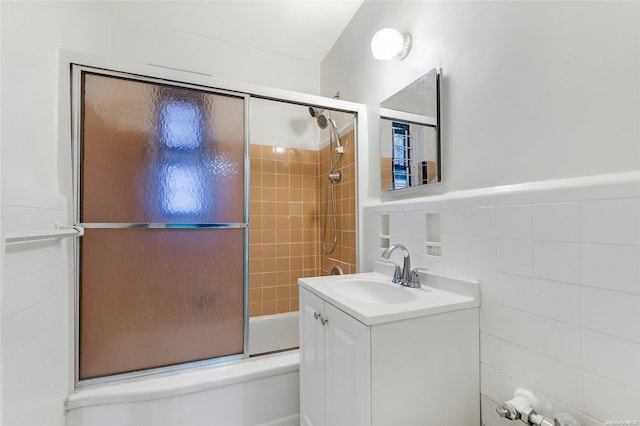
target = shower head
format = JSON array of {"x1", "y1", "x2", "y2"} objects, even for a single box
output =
[
  {"x1": 309, "y1": 107, "x2": 329, "y2": 129},
  {"x1": 309, "y1": 107, "x2": 343, "y2": 151},
  {"x1": 316, "y1": 114, "x2": 329, "y2": 129}
]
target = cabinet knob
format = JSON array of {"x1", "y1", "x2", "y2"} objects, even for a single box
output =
[{"x1": 313, "y1": 312, "x2": 329, "y2": 325}]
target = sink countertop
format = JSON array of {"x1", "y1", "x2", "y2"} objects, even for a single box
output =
[{"x1": 298, "y1": 265, "x2": 479, "y2": 326}]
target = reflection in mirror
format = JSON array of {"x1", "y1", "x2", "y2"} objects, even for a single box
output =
[{"x1": 380, "y1": 68, "x2": 440, "y2": 191}]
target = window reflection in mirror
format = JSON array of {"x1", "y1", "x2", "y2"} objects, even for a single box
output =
[{"x1": 380, "y1": 68, "x2": 440, "y2": 191}]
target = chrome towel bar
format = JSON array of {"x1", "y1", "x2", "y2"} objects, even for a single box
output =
[{"x1": 5, "y1": 225, "x2": 84, "y2": 244}]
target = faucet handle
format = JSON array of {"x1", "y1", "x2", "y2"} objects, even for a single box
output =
[
  {"x1": 407, "y1": 267, "x2": 429, "y2": 288},
  {"x1": 496, "y1": 403, "x2": 519, "y2": 420},
  {"x1": 380, "y1": 261, "x2": 403, "y2": 283}
]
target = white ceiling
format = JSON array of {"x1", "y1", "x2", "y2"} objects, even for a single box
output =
[{"x1": 108, "y1": 0, "x2": 363, "y2": 63}]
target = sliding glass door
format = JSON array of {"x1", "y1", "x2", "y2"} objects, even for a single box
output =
[{"x1": 73, "y1": 67, "x2": 248, "y2": 381}]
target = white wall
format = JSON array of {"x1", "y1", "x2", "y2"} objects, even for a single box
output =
[
  {"x1": 2, "y1": 190, "x2": 71, "y2": 426},
  {"x1": 321, "y1": 1, "x2": 640, "y2": 201},
  {"x1": 0, "y1": 1, "x2": 3, "y2": 422},
  {"x1": 361, "y1": 175, "x2": 640, "y2": 426},
  {"x1": 326, "y1": 1, "x2": 640, "y2": 425},
  {"x1": 1, "y1": 1, "x2": 319, "y2": 196},
  {"x1": 250, "y1": 98, "x2": 321, "y2": 150},
  {"x1": 0, "y1": 2, "x2": 320, "y2": 425}
]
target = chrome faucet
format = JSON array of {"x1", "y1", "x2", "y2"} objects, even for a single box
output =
[
  {"x1": 381, "y1": 244, "x2": 426, "y2": 288},
  {"x1": 381, "y1": 259, "x2": 403, "y2": 284}
]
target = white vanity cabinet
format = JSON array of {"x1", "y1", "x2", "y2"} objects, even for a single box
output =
[
  {"x1": 299, "y1": 271, "x2": 480, "y2": 426},
  {"x1": 299, "y1": 287, "x2": 371, "y2": 426}
]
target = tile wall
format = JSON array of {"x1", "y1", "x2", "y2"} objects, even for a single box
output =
[
  {"x1": 249, "y1": 144, "x2": 319, "y2": 316},
  {"x1": 1, "y1": 191, "x2": 71, "y2": 425},
  {"x1": 362, "y1": 174, "x2": 640, "y2": 426},
  {"x1": 319, "y1": 130, "x2": 357, "y2": 276},
  {"x1": 249, "y1": 131, "x2": 357, "y2": 316},
  {"x1": 380, "y1": 157, "x2": 393, "y2": 193}
]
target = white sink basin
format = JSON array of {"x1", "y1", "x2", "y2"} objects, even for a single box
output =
[
  {"x1": 299, "y1": 266, "x2": 479, "y2": 325},
  {"x1": 333, "y1": 279, "x2": 417, "y2": 304}
]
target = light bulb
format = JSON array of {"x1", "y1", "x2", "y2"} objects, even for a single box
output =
[{"x1": 370, "y1": 28, "x2": 411, "y2": 60}]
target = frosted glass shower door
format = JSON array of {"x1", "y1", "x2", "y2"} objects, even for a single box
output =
[{"x1": 75, "y1": 69, "x2": 247, "y2": 380}]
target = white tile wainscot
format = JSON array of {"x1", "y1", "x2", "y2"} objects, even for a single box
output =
[
  {"x1": 2, "y1": 189, "x2": 72, "y2": 426},
  {"x1": 362, "y1": 170, "x2": 640, "y2": 426}
]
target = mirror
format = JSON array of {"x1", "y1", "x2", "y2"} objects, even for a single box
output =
[{"x1": 380, "y1": 68, "x2": 440, "y2": 191}]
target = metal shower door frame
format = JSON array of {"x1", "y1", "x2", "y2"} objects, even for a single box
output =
[{"x1": 70, "y1": 64, "x2": 251, "y2": 386}]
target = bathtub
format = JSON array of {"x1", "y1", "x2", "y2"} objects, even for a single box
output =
[
  {"x1": 66, "y1": 312, "x2": 300, "y2": 426},
  {"x1": 248, "y1": 311, "x2": 299, "y2": 355}
]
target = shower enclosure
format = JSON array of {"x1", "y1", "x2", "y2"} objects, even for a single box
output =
[
  {"x1": 248, "y1": 99, "x2": 356, "y2": 317},
  {"x1": 74, "y1": 68, "x2": 248, "y2": 381},
  {"x1": 72, "y1": 65, "x2": 357, "y2": 383}
]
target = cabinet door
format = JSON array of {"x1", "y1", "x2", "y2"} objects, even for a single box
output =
[
  {"x1": 299, "y1": 288, "x2": 326, "y2": 426},
  {"x1": 324, "y1": 303, "x2": 371, "y2": 426}
]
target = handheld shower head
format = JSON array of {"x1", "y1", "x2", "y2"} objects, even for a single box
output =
[
  {"x1": 309, "y1": 107, "x2": 329, "y2": 129},
  {"x1": 309, "y1": 107, "x2": 344, "y2": 151},
  {"x1": 316, "y1": 114, "x2": 329, "y2": 129}
]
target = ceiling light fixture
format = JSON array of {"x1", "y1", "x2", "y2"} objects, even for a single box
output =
[{"x1": 370, "y1": 28, "x2": 412, "y2": 61}]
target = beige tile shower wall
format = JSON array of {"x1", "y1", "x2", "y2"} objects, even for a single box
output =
[
  {"x1": 380, "y1": 156, "x2": 393, "y2": 192},
  {"x1": 249, "y1": 144, "x2": 319, "y2": 316},
  {"x1": 319, "y1": 130, "x2": 357, "y2": 275}
]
